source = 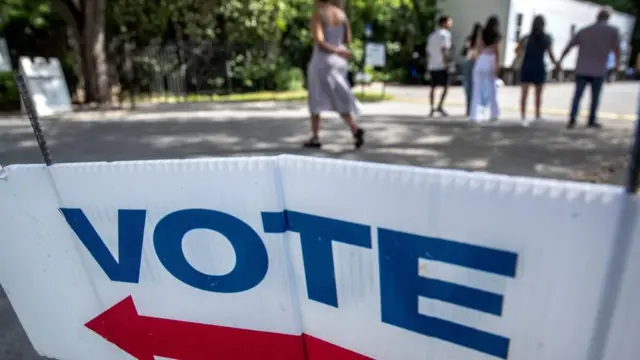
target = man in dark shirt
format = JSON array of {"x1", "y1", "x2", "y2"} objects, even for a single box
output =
[{"x1": 557, "y1": 6, "x2": 620, "y2": 129}]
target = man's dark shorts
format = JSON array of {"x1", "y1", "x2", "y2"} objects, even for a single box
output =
[{"x1": 429, "y1": 70, "x2": 449, "y2": 87}]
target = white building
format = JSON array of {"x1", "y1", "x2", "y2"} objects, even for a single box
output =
[{"x1": 436, "y1": 0, "x2": 636, "y2": 82}]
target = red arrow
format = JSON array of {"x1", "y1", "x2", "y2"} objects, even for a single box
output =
[{"x1": 86, "y1": 296, "x2": 370, "y2": 360}]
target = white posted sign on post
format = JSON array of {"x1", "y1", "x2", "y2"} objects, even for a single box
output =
[
  {"x1": 0, "y1": 155, "x2": 639, "y2": 360},
  {"x1": 18, "y1": 56, "x2": 72, "y2": 117},
  {"x1": 365, "y1": 42, "x2": 386, "y2": 67},
  {"x1": 0, "y1": 38, "x2": 11, "y2": 72}
]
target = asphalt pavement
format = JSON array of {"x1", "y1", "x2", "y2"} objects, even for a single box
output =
[{"x1": 0, "y1": 86, "x2": 637, "y2": 359}]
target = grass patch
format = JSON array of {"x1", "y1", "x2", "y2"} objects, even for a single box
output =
[{"x1": 135, "y1": 90, "x2": 392, "y2": 104}]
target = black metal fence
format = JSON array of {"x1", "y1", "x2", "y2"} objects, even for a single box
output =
[{"x1": 110, "y1": 40, "x2": 298, "y2": 104}]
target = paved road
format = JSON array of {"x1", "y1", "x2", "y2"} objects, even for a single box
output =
[
  {"x1": 380, "y1": 81, "x2": 639, "y2": 120},
  {"x1": 0, "y1": 99, "x2": 635, "y2": 359}
]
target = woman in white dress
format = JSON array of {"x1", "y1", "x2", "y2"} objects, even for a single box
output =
[
  {"x1": 304, "y1": 0, "x2": 365, "y2": 149},
  {"x1": 469, "y1": 16, "x2": 503, "y2": 122}
]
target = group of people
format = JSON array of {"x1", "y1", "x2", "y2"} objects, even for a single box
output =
[
  {"x1": 301, "y1": 0, "x2": 624, "y2": 150},
  {"x1": 428, "y1": 6, "x2": 622, "y2": 128}
]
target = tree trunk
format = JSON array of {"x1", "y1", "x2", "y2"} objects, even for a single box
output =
[
  {"x1": 52, "y1": 0, "x2": 110, "y2": 104},
  {"x1": 81, "y1": 0, "x2": 109, "y2": 103}
]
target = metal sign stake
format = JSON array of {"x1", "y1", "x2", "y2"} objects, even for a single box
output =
[{"x1": 13, "y1": 72, "x2": 54, "y2": 166}]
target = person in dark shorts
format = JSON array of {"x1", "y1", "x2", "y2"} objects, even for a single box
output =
[
  {"x1": 517, "y1": 15, "x2": 557, "y2": 126},
  {"x1": 426, "y1": 15, "x2": 453, "y2": 117},
  {"x1": 557, "y1": 6, "x2": 620, "y2": 129}
]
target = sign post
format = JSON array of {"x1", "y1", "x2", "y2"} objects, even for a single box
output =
[
  {"x1": 360, "y1": 24, "x2": 373, "y2": 96},
  {"x1": 364, "y1": 42, "x2": 386, "y2": 99},
  {"x1": 626, "y1": 87, "x2": 640, "y2": 194},
  {"x1": 13, "y1": 72, "x2": 53, "y2": 166}
]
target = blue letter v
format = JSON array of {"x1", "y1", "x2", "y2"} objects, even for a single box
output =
[{"x1": 60, "y1": 208, "x2": 146, "y2": 283}]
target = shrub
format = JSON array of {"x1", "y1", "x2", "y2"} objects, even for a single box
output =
[
  {"x1": 274, "y1": 66, "x2": 304, "y2": 91},
  {"x1": 0, "y1": 72, "x2": 20, "y2": 112}
]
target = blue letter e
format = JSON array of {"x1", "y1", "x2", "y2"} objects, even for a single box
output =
[
  {"x1": 60, "y1": 208, "x2": 146, "y2": 283},
  {"x1": 378, "y1": 228, "x2": 517, "y2": 359}
]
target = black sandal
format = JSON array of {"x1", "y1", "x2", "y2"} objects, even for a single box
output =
[
  {"x1": 303, "y1": 137, "x2": 322, "y2": 148},
  {"x1": 354, "y1": 128, "x2": 365, "y2": 149}
]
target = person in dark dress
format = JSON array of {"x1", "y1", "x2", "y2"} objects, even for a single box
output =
[{"x1": 518, "y1": 15, "x2": 557, "y2": 125}]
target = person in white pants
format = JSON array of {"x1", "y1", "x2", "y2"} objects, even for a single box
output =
[{"x1": 470, "y1": 16, "x2": 503, "y2": 122}]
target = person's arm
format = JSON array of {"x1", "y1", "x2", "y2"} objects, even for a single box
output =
[
  {"x1": 443, "y1": 32, "x2": 453, "y2": 65},
  {"x1": 546, "y1": 36, "x2": 557, "y2": 65},
  {"x1": 493, "y1": 37, "x2": 501, "y2": 73},
  {"x1": 612, "y1": 31, "x2": 621, "y2": 70},
  {"x1": 515, "y1": 37, "x2": 524, "y2": 56},
  {"x1": 558, "y1": 30, "x2": 581, "y2": 65},
  {"x1": 343, "y1": 16, "x2": 352, "y2": 44},
  {"x1": 344, "y1": 20, "x2": 352, "y2": 44}
]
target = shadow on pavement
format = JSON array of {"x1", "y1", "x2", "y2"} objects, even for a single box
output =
[{"x1": 0, "y1": 114, "x2": 632, "y2": 183}]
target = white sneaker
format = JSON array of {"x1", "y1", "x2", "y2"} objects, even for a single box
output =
[{"x1": 521, "y1": 118, "x2": 530, "y2": 127}]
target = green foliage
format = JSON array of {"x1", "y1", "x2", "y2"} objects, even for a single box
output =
[
  {"x1": 274, "y1": 66, "x2": 304, "y2": 91},
  {"x1": 0, "y1": 72, "x2": 20, "y2": 111},
  {"x1": 0, "y1": 0, "x2": 51, "y2": 32}
]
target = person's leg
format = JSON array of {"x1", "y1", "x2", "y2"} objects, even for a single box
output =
[
  {"x1": 520, "y1": 83, "x2": 530, "y2": 120},
  {"x1": 429, "y1": 71, "x2": 437, "y2": 116},
  {"x1": 534, "y1": 83, "x2": 544, "y2": 119},
  {"x1": 462, "y1": 61, "x2": 473, "y2": 116},
  {"x1": 588, "y1": 76, "x2": 604, "y2": 127},
  {"x1": 340, "y1": 113, "x2": 359, "y2": 134},
  {"x1": 568, "y1": 75, "x2": 587, "y2": 128},
  {"x1": 487, "y1": 72, "x2": 500, "y2": 120},
  {"x1": 469, "y1": 60, "x2": 484, "y2": 121},
  {"x1": 303, "y1": 114, "x2": 322, "y2": 147},
  {"x1": 437, "y1": 71, "x2": 449, "y2": 115},
  {"x1": 340, "y1": 113, "x2": 365, "y2": 149}
]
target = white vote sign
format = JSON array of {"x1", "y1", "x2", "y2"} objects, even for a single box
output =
[
  {"x1": 0, "y1": 38, "x2": 10, "y2": 72},
  {"x1": 19, "y1": 57, "x2": 72, "y2": 117},
  {"x1": 365, "y1": 42, "x2": 386, "y2": 67},
  {"x1": 0, "y1": 155, "x2": 639, "y2": 360}
]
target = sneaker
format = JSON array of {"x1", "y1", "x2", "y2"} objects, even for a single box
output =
[
  {"x1": 587, "y1": 122, "x2": 603, "y2": 129},
  {"x1": 303, "y1": 137, "x2": 322, "y2": 148},
  {"x1": 521, "y1": 118, "x2": 531, "y2": 127},
  {"x1": 566, "y1": 122, "x2": 576, "y2": 129},
  {"x1": 354, "y1": 128, "x2": 365, "y2": 149}
]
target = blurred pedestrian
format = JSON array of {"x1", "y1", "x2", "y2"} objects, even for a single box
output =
[
  {"x1": 517, "y1": 15, "x2": 557, "y2": 126},
  {"x1": 556, "y1": 6, "x2": 620, "y2": 129},
  {"x1": 427, "y1": 15, "x2": 453, "y2": 117},
  {"x1": 304, "y1": 0, "x2": 365, "y2": 149},
  {"x1": 469, "y1": 16, "x2": 502, "y2": 122},
  {"x1": 461, "y1": 22, "x2": 483, "y2": 116}
]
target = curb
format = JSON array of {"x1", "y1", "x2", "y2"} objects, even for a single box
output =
[{"x1": 394, "y1": 96, "x2": 636, "y2": 121}]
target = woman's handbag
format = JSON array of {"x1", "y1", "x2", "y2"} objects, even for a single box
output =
[
  {"x1": 511, "y1": 36, "x2": 529, "y2": 70},
  {"x1": 347, "y1": 70, "x2": 355, "y2": 88}
]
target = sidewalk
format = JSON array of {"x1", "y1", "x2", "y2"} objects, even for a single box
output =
[{"x1": 368, "y1": 82, "x2": 639, "y2": 121}]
